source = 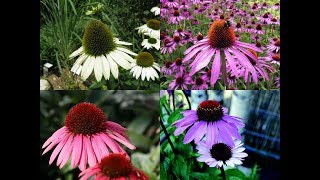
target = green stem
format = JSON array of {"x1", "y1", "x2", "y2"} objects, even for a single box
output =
[
  {"x1": 160, "y1": 117, "x2": 176, "y2": 154},
  {"x1": 220, "y1": 166, "x2": 226, "y2": 180},
  {"x1": 220, "y1": 50, "x2": 228, "y2": 90}
]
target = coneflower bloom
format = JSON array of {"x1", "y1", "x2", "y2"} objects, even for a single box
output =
[
  {"x1": 141, "y1": 37, "x2": 160, "y2": 50},
  {"x1": 196, "y1": 140, "x2": 247, "y2": 168},
  {"x1": 136, "y1": 19, "x2": 160, "y2": 38},
  {"x1": 192, "y1": 76, "x2": 208, "y2": 90},
  {"x1": 171, "y1": 58, "x2": 186, "y2": 72},
  {"x1": 268, "y1": 53, "x2": 280, "y2": 66},
  {"x1": 160, "y1": 37, "x2": 176, "y2": 54},
  {"x1": 79, "y1": 153, "x2": 148, "y2": 180},
  {"x1": 169, "y1": 10, "x2": 185, "y2": 24},
  {"x1": 150, "y1": 6, "x2": 160, "y2": 16},
  {"x1": 163, "y1": 0, "x2": 179, "y2": 8},
  {"x1": 70, "y1": 20, "x2": 137, "y2": 81},
  {"x1": 130, "y1": 52, "x2": 160, "y2": 81},
  {"x1": 254, "y1": 24, "x2": 264, "y2": 34},
  {"x1": 169, "y1": 73, "x2": 192, "y2": 90},
  {"x1": 183, "y1": 19, "x2": 261, "y2": 86},
  {"x1": 161, "y1": 61, "x2": 173, "y2": 75},
  {"x1": 172, "y1": 100, "x2": 244, "y2": 146},
  {"x1": 42, "y1": 102, "x2": 135, "y2": 171},
  {"x1": 267, "y1": 39, "x2": 280, "y2": 53}
]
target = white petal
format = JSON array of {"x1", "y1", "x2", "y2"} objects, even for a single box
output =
[
  {"x1": 115, "y1": 50, "x2": 135, "y2": 63},
  {"x1": 230, "y1": 158, "x2": 243, "y2": 165},
  {"x1": 94, "y1": 56, "x2": 103, "y2": 82},
  {"x1": 233, "y1": 152, "x2": 248, "y2": 158},
  {"x1": 69, "y1": 47, "x2": 83, "y2": 58},
  {"x1": 145, "y1": 68, "x2": 151, "y2": 81},
  {"x1": 233, "y1": 147, "x2": 245, "y2": 153},
  {"x1": 117, "y1": 47, "x2": 138, "y2": 56},
  {"x1": 101, "y1": 56, "x2": 110, "y2": 80},
  {"x1": 81, "y1": 57, "x2": 95, "y2": 80},
  {"x1": 109, "y1": 51, "x2": 131, "y2": 70},
  {"x1": 106, "y1": 54, "x2": 119, "y2": 79},
  {"x1": 226, "y1": 160, "x2": 235, "y2": 168},
  {"x1": 217, "y1": 161, "x2": 223, "y2": 167},
  {"x1": 141, "y1": 68, "x2": 146, "y2": 81},
  {"x1": 152, "y1": 63, "x2": 160, "y2": 72},
  {"x1": 209, "y1": 160, "x2": 218, "y2": 167},
  {"x1": 150, "y1": 67, "x2": 159, "y2": 79},
  {"x1": 71, "y1": 54, "x2": 87, "y2": 73},
  {"x1": 135, "y1": 66, "x2": 142, "y2": 79},
  {"x1": 114, "y1": 39, "x2": 132, "y2": 45}
]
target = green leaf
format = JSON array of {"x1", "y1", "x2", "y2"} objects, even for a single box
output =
[
  {"x1": 167, "y1": 109, "x2": 183, "y2": 124},
  {"x1": 190, "y1": 172, "x2": 210, "y2": 179},
  {"x1": 89, "y1": 79, "x2": 106, "y2": 89},
  {"x1": 172, "y1": 155, "x2": 188, "y2": 179},
  {"x1": 225, "y1": 169, "x2": 247, "y2": 180}
]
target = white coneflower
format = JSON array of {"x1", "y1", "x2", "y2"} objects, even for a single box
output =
[
  {"x1": 130, "y1": 52, "x2": 160, "y2": 81},
  {"x1": 150, "y1": 7, "x2": 160, "y2": 16},
  {"x1": 70, "y1": 20, "x2": 137, "y2": 82},
  {"x1": 141, "y1": 37, "x2": 160, "y2": 50},
  {"x1": 136, "y1": 19, "x2": 160, "y2": 38},
  {"x1": 197, "y1": 140, "x2": 248, "y2": 168}
]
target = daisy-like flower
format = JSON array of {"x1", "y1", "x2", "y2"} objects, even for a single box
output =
[
  {"x1": 130, "y1": 52, "x2": 160, "y2": 81},
  {"x1": 136, "y1": 19, "x2": 160, "y2": 38},
  {"x1": 161, "y1": 61, "x2": 173, "y2": 75},
  {"x1": 79, "y1": 153, "x2": 148, "y2": 180},
  {"x1": 70, "y1": 20, "x2": 137, "y2": 82},
  {"x1": 267, "y1": 39, "x2": 280, "y2": 54},
  {"x1": 172, "y1": 100, "x2": 244, "y2": 146},
  {"x1": 150, "y1": 6, "x2": 160, "y2": 16},
  {"x1": 192, "y1": 76, "x2": 208, "y2": 90},
  {"x1": 169, "y1": 10, "x2": 185, "y2": 24},
  {"x1": 42, "y1": 102, "x2": 135, "y2": 171},
  {"x1": 183, "y1": 19, "x2": 262, "y2": 86},
  {"x1": 196, "y1": 140, "x2": 247, "y2": 168},
  {"x1": 141, "y1": 37, "x2": 160, "y2": 50},
  {"x1": 169, "y1": 73, "x2": 192, "y2": 90}
]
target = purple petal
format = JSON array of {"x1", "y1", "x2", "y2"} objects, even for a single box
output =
[
  {"x1": 190, "y1": 48, "x2": 216, "y2": 76},
  {"x1": 224, "y1": 49, "x2": 238, "y2": 76},
  {"x1": 210, "y1": 50, "x2": 221, "y2": 86},
  {"x1": 235, "y1": 41, "x2": 263, "y2": 52},
  {"x1": 183, "y1": 45, "x2": 209, "y2": 63},
  {"x1": 183, "y1": 122, "x2": 202, "y2": 144},
  {"x1": 194, "y1": 121, "x2": 208, "y2": 143}
]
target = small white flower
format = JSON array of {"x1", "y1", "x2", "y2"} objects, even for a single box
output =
[
  {"x1": 150, "y1": 7, "x2": 160, "y2": 16},
  {"x1": 130, "y1": 52, "x2": 160, "y2": 81},
  {"x1": 141, "y1": 37, "x2": 160, "y2": 50},
  {"x1": 136, "y1": 19, "x2": 160, "y2": 38}
]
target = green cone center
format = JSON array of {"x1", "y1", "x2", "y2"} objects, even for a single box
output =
[
  {"x1": 148, "y1": 38, "x2": 157, "y2": 44},
  {"x1": 136, "y1": 52, "x2": 154, "y2": 67},
  {"x1": 147, "y1": 19, "x2": 160, "y2": 30},
  {"x1": 82, "y1": 20, "x2": 116, "y2": 56}
]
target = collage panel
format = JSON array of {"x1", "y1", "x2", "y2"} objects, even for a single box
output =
[
  {"x1": 40, "y1": 90, "x2": 160, "y2": 179},
  {"x1": 160, "y1": 90, "x2": 280, "y2": 179},
  {"x1": 159, "y1": 0, "x2": 280, "y2": 90},
  {"x1": 40, "y1": 0, "x2": 160, "y2": 90}
]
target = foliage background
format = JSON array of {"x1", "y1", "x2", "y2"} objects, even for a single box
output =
[{"x1": 40, "y1": 90, "x2": 160, "y2": 179}]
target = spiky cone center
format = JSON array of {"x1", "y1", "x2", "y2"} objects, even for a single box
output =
[
  {"x1": 65, "y1": 102, "x2": 107, "y2": 135},
  {"x1": 173, "y1": 36, "x2": 181, "y2": 42},
  {"x1": 148, "y1": 38, "x2": 157, "y2": 44},
  {"x1": 196, "y1": 33, "x2": 203, "y2": 41},
  {"x1": 246, "y1": 49, "x2": 259, "y2": 65},
  {"x1": 274, "y1": 39, "x2": 280, "y2": 47},
  {"x1": 82, "y1": 20, "x2": 116, "y2": 57},
  {"x1": 136, "y1": 52, "x2": 154, "y2": 67},
  {"x1": 173, "y1": 10, "x2": 180, "y2": 17},
  {"x1": 176, "y1": 77, "x2": 184, "y2": 84},
  {"x1": 99, "y1": 154, "x2": 133, "y2": 178},
  {"x1": 165, "y1": 61, "x2": 172, "y2": 68},
  {"x1": 272, "y1": 54, "x2": 280, "y2": 62},
  {"x1": 175, "y1": 58, "x2": 182, "y2": 66},
  {"x1": 197, "y1": 100, "x2": 223, "y2": 122},
  {"x1": 210, "y1": 143, "x2": 232, "y2": 162},
  {"x1": 208, "y1": 20, "x2": 235, "y2": 49},
  {"x1": 195, "y1": 77, "x2": 204, "y2": 85},
  {"x1": 147, "y1": 19, "x2": 160, "y2": 30}
]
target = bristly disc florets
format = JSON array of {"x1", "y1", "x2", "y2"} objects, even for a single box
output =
[
  {"x1": 99, "y1": 154, "x2": 133, "y2": 178},
  {"x1": 208, "y1": 20, "x2": 235, "y2": 49},
  {"x1": 196, "y1": 100, "x2": 223, "y2": 122},
  {"x1": 82, "y1": 20, "x2": 116, "y2": 57},
  {"x1": 210, "y1": 143, "x2": 232, "y2": 162},
  {"x1": 136, "y1": 52, "x2": 154, "y2": 67},
  {"x1": 147, "y1": 19, "x2": 160, "y2": 30}
]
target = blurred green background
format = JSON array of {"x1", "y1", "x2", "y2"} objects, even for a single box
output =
[{"x1": 40, "y1": 90, "x2": 160, "y2": 180}]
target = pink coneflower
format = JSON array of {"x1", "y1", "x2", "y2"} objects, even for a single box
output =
[
  {"x1": 196, "y1": 140, "x2": 247, "y2": 168},
  {"x1": 192, "y1": 19, "x2": 199, "y2": 25},
  {"x1": 192, "y1": 76, "x2": 208, "y2": 90},
  {"x1": 254, "y1": 24, "x2": 264, "y2": 34},
  {"x1": 160, "y1": 4, "x2": 169, "y2": 18},
  {"x1": 268, "y1": 17, "x2": 280, "y2": 25},
  {"x1": 240, "y1": 50, "x2": 274, "y2": 84},
  {"x1": 163, "y1": 0, "x2": 179, "y2": 8},
  {"x1": 183, "y1": 19, "x2": 261, "y2": 87},
  {"x1": 42, "y1": 102, "x2": 135, "y2": 171},
  {"x1": 234, "y1": 22, "x2": 242, "y2": 32},
  {"x1": 180, "y1": 0, "x2": 190, "y2": 9},
  {"x1": 160, "y1": 38, "x2": 176, "y2": 54},
  {"x1": 259, "y1": 13, "x2": 271, "y2": 24},
  {"x1": 79, "y1": 153, "x2": 148, "y2": 180},
  {"x1": 172, "y1": 100, "x2": 244, "y2": 146},
  {"x1": 274, "y1": 76, "x2": 280, "y2": 88},
  {"x1": 171, "y1": 58, "x2": 186, "y2": 72},
  {"x1": 174, "y1": 28, "x2": 187, "y2": 37},
  {"x1": 169, "y1": 72, "x2": 192, "y2": 90},
  {"x1": 161, "y1": 61, "x2": 173, "y2": 75},
  {"x1": 171, "y1": 35, "x2": 184, "y2": 48},
  {"x1": 267, "y1": 39, "x2": 280, "y2": 53},
  {"x1": 272, "y1": 3, "x2": 280, "y2": 10},
  {"x1": 169, "y1": 10, "x2": 185, "y2": 24},
  {"x1": 269, "y1": 53, "x2": 280, "y2": 66},
  {"x1": 193, "y1": 32, "x2": 204, "y2": 44}
]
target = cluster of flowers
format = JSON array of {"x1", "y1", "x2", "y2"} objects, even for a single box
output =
[
  {"x1": 160, "y1": 0, "x2": 280, "y2": 89},
  {"x1": 173, "y1": 98, "x2": 248, "y2": 168},
  {"x1": 70, "y1": 6, "x2": 161, "y2": 82},
  {"x1": 42, "y1": 102, "x2": 148, "y2": 180}
]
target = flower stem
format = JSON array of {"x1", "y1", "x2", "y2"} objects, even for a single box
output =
[
  {"x1": 246, "y1": 74, "x2": 251, "y2": 89},
  {"x1": 182, "y1": 90, "x2": 191, "y2": 110},
  {"x1": 220, "y1": 166, "x2": 226, "y2": 180},
  {"x1": 160, "y1": 117, "x2": 176, "y2": 154},
  {"x1": 220, "y1": 50, "x2": 228, "y2": 90},
  {"x1": 172, "y1": 91, "x2": 176, "y2": 111}
]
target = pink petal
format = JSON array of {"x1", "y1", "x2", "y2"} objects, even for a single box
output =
[
  {"x1": 224, "y1": 49, "x2": 238, "y2": 76},
  {"x1": 94, "y1": 135, "x2": 110, "y2": 159},
  {"x1": 56, "y1": 134, "x2": 73, "y2": 166},
  {"x1": 79, "y1": 168, "x2": 100, "y2": 180},
  {"x1": 210, "y1": 50, "x2": 221, "y2": 86},
  {"x1": 108, "y1": 133, "x2": 136, "y2": 150},
  {"x1": 235, "y1": 41, "x2": 262, "y2": 52},
  {"x1": 78, "y1": 137, "x2": 88, "y2": 171},
  {"x1": 184, "y1": 40, "x2": 208, "y2": 55},
  {"x1": 183, "y1": 45, "x2": 209, "y2": 63},
  {"x1": 49, "y1": 133, "x2": 70, "y2": 164},
  {"x1": 42, "y1": 127, "x2": 66, "y2": 148},
  {"x1": 59, "y1": 137, "x2": 74, "y2": 168},
  {"x1": 106, "y1": 121, "x2": 126, "y2": 133},
  {"x1": 100, "y1": 133, "x2": 121, "y2": 153},
  {"x1": 91, "y1": 136, "x2": 104, "y2": 162},
  {"x1": 71, "y1": 134, "x2": 83, "y2": 168},
  {"x1": 84, "y1": 136, "x2": 97, "y2": 167},
  {"x1": 42, "y1": 132, "x2": 66, "y2": 155},
  {"x1": 190, "y1": 48, "x2": 215, "y2": 75}
]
